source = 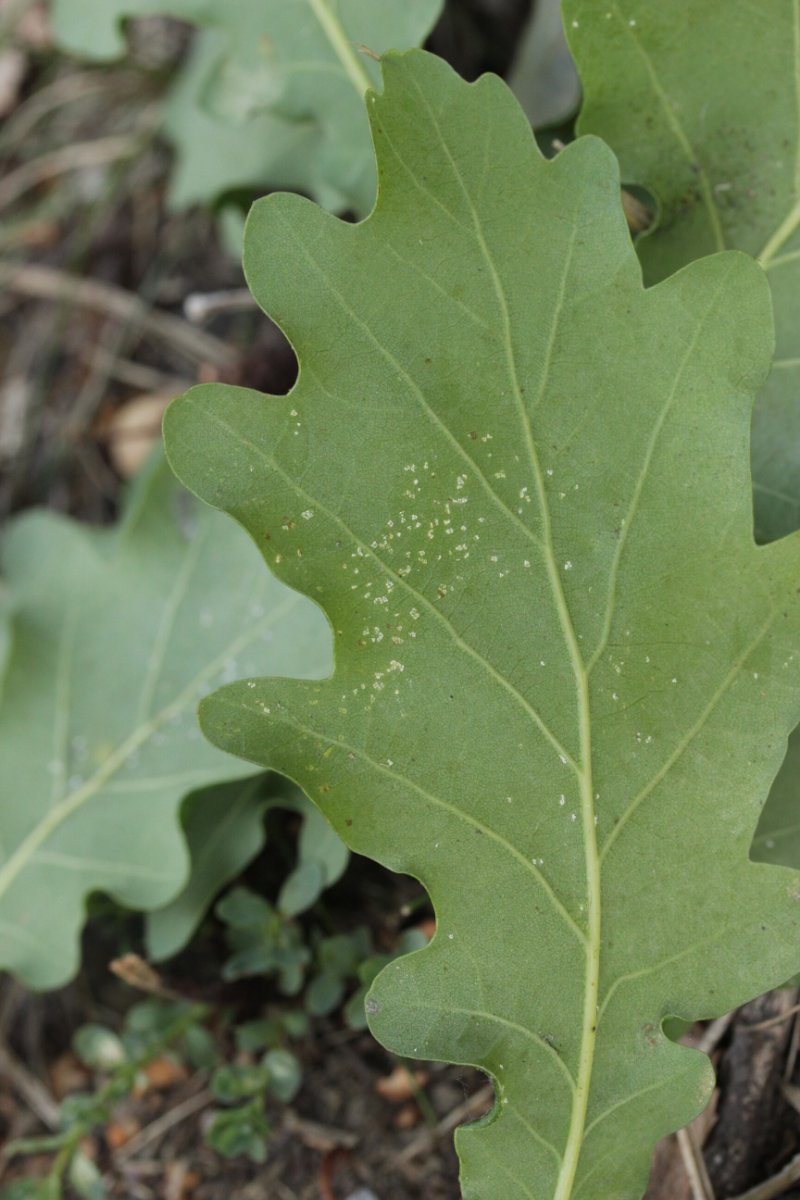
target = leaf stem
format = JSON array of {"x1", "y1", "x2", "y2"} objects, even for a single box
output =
[
  {"x1": 758, "y1": 201, "x2": 800, "y2": 268},
  {"x1": 306, "y1": 0, "x2": 373, "y2": 98}
]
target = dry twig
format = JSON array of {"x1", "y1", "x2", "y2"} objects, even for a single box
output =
[
  {"x1": 677, "y1": 1126, "x2": 716, "y2": 1200},
  {"x1": 111, "y1": 1087, "x2": 212, "y2": 1165},
  {"x1": 730, "y1": 1152, "x2": 800, "y2": 1200},
  {"x1": 0, "y1": 1043, "x2": 61, "y2": 1130},
  {"x1": 0, "y1": 263, "x2": 236, "y2": 367},
  {"x1": 391, "y1": 1083, "x2": 494, "y2": 1165},
  {"x1": 183, "y1": 288, "x2": 257, "y2": 323}
]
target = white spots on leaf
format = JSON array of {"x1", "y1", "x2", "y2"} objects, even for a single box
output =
[{"x1": 563, "y1": 561, "x2": 573, "y2": 571}]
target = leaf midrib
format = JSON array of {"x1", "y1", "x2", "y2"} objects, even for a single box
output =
[{"x1": 383, "y1": 74, "x2": 601, "y2": 1197}]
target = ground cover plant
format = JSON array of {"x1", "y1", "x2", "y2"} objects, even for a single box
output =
[{"x1": 4, "y1": 2, "x2": 800, "y2": 1198}]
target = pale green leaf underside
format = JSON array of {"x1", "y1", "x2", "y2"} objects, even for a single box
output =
[
  {"x1": 165, "y1": 52, "x2": 800, "y2": 1200},
  {"x1": 163, "y1": 31, "x2": 322, "y2": 215},
  {"x1": 53, "y1": 0, "x2": 443, "y2": 217},
  {"x1": 565, "y1": 0, "x2": 800, "y2": 544},
  {"x1": 0, "y1": 455, "x2": 332, "y2": 990},
  {"x1": 144, "y1": 773, "x2": 274, "y2": 961}
]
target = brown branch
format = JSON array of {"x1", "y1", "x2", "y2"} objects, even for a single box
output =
[{"x1": 730, "y1": 1152, "x2": 800, "y2": 1200}]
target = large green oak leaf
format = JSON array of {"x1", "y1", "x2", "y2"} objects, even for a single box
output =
[
  {"x1": 0, "y1": 455, "x2": 331, "y2": 989},
  {"x1": 564, "y1": 0, "x2": 800, "y2": 544},
  {"x1": 164, "y1": 51, "x2": 800, "y2": 1200}
]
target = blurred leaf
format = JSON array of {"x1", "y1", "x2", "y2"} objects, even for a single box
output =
[
  {"x1": 163, "y1": 30, "x2": 321, "y2": 218},
  {"x1": 182, "y1": 1022, "x2": 221, "y2": 1071},
  {"x1": 276, "y1": 859, "x2": 324, "y2": 918},
  {"x1": 145, "y1": 774, "x2": 274, "y2": 961},
  {"x1": 0, "y1": 1180, "x2": 60, "y2": 1200},
  {"x1": 305, "y1": 972, "x2": 345, "y2": 1016},
  {"x1": 0, "y1": 602, "x2": 11, "y2": 698},
  {"x1": 60, "y1": 1092, "x2": 108, "y2": 1131},
  {"x1": 296, "y1": 795, "x2": 350, "y2": 888},
  {"x1": 235, "y1": 1018, "x2": 281, "y2": 1053},
  {"x1": 206, "y1": 1098, "x2": 270, "y2": 1162},
  {"x1": 216, "y1": 886, "x2": 273, "y2": 929},
  {"x1": 263, "y1": 1048, "x2": 302, "y2": 1102},
  {"x1": 280, "y1": 1010, "x2": 310, "y2": 1040},
  {"x1": 0, "y1": 453, "x2": 332, "y2": 989},
  {"x1": 753, "y1": 726, "x2": 800, "y2": 868},
  {"x1": 73, "y1": 1024, "x2": 127, "y2": 1071},
  {"x1": 211, "y1": 1062, "x2": 268, "y2": 1102},
  {"x1": 277, "y1": 794, "x2": 350, "y2": 917},
  {"x1": 343, "y1": 985, "x2": 368, "y2": 1029},
  {"x1": 218, "y1": 886, "x2": 312, "y2": 988},
  {"x1": 53, "y1": 0, "x2": 444, "y2": 219},
  {"x1": 68, "y1": 1151, "x2": 105, "y2": 1200},
  {"x1": 317, "y1": 928, "x2": 371, "y2": 977}
]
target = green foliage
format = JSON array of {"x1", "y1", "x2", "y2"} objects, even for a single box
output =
[
  {"x1": 2, "y1": 995, "x2": 309, "y2": 1185},
  {"x1": 144, "y1": 773, "x2": 348, "y2": 961},
  {"x1": 164, "y1": 49, "x2": 800, "y2": 1198},
  {"x1": 217, "y1": 886, "x2": 311, "y2": 990},
  {"x1": 306, "y1": 927, "x2": 372, "y2": 1016},
  {"x1": 52, "y1": 0, "x2": 443, "y2": 224},
  {"x1": 215, "y1": 878, "x2": 423, "y2": 1030},
  {"x1": 753, "y1": 728, "x2": 800, "y2": 868},
  {"x1": 205, "y1": 1097, "x2": 270, "y2": 1163},
  {"x1": 564, "y1": 0, "x2": 800, "y2": 543},
  {"x1": 2, "y1": 1000, "x2": 207, "y2": 1199},
  {"x1": 162, "y1": 29, "x2": 319, "y2": 221},
  {"x1": 344, "y1": 928, "x2": 429, "y2": 1030},
  {"x1": 0, "y1": 453, "x2": 332, "y2": 989}
]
